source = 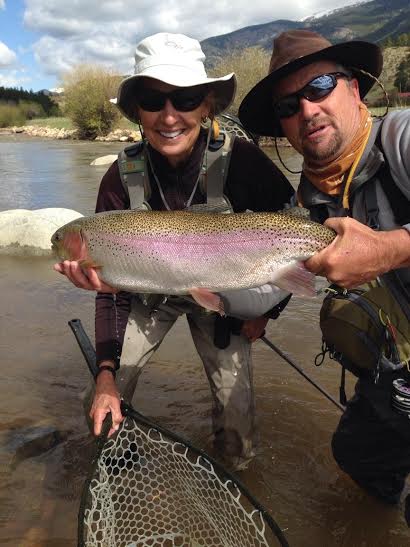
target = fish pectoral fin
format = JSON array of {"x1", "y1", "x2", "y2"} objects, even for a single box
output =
[
  {"x1": 190, "y1": 288, "x2": 225, "y2": 316},
  {"x1": 271, "y1": 261, "x2": 317, "y2": 297}
]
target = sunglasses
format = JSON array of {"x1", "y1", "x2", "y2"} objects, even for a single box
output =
[
  {"x1": 273, "y1": 72, "x2": 349, "y2": 119},
  {"x1": 137, "y1": 86, "x2": 207, "y2": 112}
]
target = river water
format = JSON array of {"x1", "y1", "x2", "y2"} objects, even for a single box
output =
[{"x1": 0, "y1": 135, "x2": 408, "y2": 547}]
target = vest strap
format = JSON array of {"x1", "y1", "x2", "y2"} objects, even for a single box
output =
[
  {"x1": 118, "y1": 133, "x2": 234, "y2": 211},
  {"x1": 118, "y1": 142, "x2": 151, "y2": 210}
]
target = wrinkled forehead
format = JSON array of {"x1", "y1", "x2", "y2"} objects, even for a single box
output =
[{"x1": 273, "y1": 60, "x2": 341, "y2": 100}]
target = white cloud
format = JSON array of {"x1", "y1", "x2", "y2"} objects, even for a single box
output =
[
  {"x1": 23, "y1": 0, "x2": 364, "y2": 85},
  {"x1": 0, "y1": 41, "x2": 17, "y2": 67},
  {"x1": 0, "y1": 69, "x2": 31, "y2": 88},
  {"x1": 0, "y1": 0, "x2": 5, "y2": 10}
]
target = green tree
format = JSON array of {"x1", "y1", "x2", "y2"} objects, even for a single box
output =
[
  {"x1": 209, "y1": 47, "x2": 271, "y2": 115},
  {"x1": 394, "y1": 55, "x2": 410, "y2": 92},
  {"x1": 397, "y1": 34, "x2": 409, "y2": 47},
  {"x1": 0, "y1": 86, "x2": 59, "y2": 116},
  {"x1": 63, "y1": 64, "x2": 122, "y2": 139}
]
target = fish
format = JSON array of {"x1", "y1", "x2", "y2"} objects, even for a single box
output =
[{"x1": 51, "y1": 209, "x2": 335, "y2": 311}]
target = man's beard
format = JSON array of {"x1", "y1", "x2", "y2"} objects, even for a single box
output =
[{"x1": 300, "y1": 117, "x2": 343, "y2": 164}]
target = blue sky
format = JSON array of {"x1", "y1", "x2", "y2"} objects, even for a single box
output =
[
  {"x1": 0, "y1": 0, "x2": 362, "y2": 92},
  {"x1": 0, "y1": 0, "x2": 45, "y2": 89}
]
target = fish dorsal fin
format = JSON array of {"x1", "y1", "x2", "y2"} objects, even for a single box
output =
[{"x1": 279, "y1": 206, "x2": 310, "y2": 219}]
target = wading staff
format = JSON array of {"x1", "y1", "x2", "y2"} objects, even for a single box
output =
[{"x1": 261, "y1": 336, "x2": 345, "y2": 412}]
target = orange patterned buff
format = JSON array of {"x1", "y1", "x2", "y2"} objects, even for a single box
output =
[{"x1": 301, "y1": 103, "x2": 372, "y2": 196}]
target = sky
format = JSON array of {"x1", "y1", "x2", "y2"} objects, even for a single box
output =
[{"x1": 0, "y1": 0, "x2": 362, "y2": 92}]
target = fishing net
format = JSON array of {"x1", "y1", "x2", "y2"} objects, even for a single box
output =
[
  {"x1": 70, "y1": 317, "x2": 288, "y2": 546},
  {"x1": 78, "y1": 404, "x2": 289, "y2": 547},
  {"x1": 217, "y1": 114, "x2": 257, "y2": 144}
]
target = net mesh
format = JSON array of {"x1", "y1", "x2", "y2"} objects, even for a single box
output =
[
  {"x1": 218, "y1": 114, "x2": 257, "y2": 143},
  {"x1": 79, "y1": 406, "x2": 288, "y2": 547}
]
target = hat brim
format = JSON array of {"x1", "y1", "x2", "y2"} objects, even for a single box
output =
[
  {"x1": 238, "y1": 41, "x2": 383, "y2": 137},
  {"x1": 116, "y1": 69, "x2": 236, "y2": 123}
]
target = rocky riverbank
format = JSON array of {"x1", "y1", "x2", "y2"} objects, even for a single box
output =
[
  {"x1": 0, "y1": 125, "x2": 142, "y2": 142},
  {"x1": 0, "y1": 124, "x2": 289, "y2": 146}
]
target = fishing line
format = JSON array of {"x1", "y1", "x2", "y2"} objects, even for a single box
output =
[{"x1": 261, "y1": 336, "x2": 345, "y2": 412}]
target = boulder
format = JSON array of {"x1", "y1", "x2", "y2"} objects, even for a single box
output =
[
  {"x1": 90, "y1": 154, "x2": 118, "y2": 166},
  {"x1": 0, "y1": 208, "x2": 83, "y2": 255}
]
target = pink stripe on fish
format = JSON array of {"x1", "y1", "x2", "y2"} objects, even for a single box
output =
[{"x1": 94, "y1": 229, "x2": 319, "y2": 258}]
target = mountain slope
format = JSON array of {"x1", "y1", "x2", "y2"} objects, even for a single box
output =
[{"x1": 201, "y1": 0, "x2": 410, "y2": 66}]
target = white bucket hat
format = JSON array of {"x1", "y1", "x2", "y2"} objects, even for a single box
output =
[{"x1": 116, "y1": 32, "x2": 236, "y2": 123}]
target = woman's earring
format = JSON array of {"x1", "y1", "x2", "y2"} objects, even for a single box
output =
[{"x1": 201, "y1": 116, "x2": 208, "y2": 123}]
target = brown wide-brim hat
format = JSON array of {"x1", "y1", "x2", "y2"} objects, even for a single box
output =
[{"x1": 238, "y1": 30, "x2": 383, "y2": 137}]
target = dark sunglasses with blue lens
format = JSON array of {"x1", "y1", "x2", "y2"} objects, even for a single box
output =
[
  {"x1": 137, "y1": 86, "x2": 207, "y2": 112},
  {"x1": 273, "y1": 72, "x2": 350, "y2": 119}
]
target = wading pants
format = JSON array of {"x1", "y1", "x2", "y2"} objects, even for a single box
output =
[
  {"x1": 332, "y1": 370, "x2": 410, "y2": 505},
  {"x1": 85, "y1": 296, "x2": 256, "y2": 469}
]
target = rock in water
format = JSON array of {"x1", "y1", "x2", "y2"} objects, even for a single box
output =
[{"x1": 0, "y1": 208, "x2": 83, "y2": 255}]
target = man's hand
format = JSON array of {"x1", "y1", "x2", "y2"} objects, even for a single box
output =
[
  {"x1": 305, "y1": 217, "x2": 410, "y2": 288},
  {"x1": 53, "y1": 260, "x2": 117, "y2": 293},
  {"x1": 241, "y1": 316, "x2": 269, "y2": 343},
  {"x1": 90, "y1": 369, "x2": 124, "y2": 437}
]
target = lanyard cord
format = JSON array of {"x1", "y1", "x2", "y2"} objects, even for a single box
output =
[
  {"x1": 145, "y1": 126, "x2": 212, "y2": 211},
  {"x1": 342, "y1": 118, "x2": 373, "y2": 210}
]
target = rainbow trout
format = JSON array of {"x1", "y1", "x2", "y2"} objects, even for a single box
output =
[{"x1": 51, "y1": 209, "x2": 335, "y2": 309}]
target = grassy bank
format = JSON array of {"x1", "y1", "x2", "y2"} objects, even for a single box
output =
[
  {"x1": 26, "y1": 117, "x2": 74, "y2": 129},
  {"x1": 25, "y1": 116, "x2": 138, "y2": 131}
]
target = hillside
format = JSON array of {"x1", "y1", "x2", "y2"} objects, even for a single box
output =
[
  {"x1": 202, "y1": 0, "x2": 410, "y2": 64},
  {"x1": 307, "y1": 0, "x2": 409, "y2": 43}
]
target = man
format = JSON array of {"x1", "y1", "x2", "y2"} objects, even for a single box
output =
[{"x1": 239, "y1": 29, "x2": 410, "y2": 511}]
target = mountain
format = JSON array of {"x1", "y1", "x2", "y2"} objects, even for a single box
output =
[
  {"x1": 201, "y1": 20, "x2": 300, "y2": 65},
  {"x1": 201, "y1": 0, "x2": 410, "y2": 65}
]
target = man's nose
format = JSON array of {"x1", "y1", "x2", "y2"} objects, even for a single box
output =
[{"x1": 298, "y1": 97, "x2": 322, "y2": 119}]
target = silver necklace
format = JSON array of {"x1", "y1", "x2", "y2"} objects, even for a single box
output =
[{"x1": 145, "y1": 127, "x2": 211, "y2": 211}]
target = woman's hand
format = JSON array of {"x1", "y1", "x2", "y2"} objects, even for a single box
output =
[
  {"x1": 241, "y1": 316, "x2": 269, "y2": 343},
  {"x1": 90, "y1": 369, "x2": 124, "y2": 437},
  {"x1": 53, "y1": 260, "x2": 117, "y2": 293}
]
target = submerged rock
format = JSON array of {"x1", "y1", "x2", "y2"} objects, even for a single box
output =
[
  {"x1": 0, "y1": 420, "x2": 69, "y2": 470},
  {"x1": 9, "y1": 425, "x2": 68, "y2": 470}
]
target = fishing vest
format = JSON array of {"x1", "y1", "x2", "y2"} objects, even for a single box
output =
[
  {"x1": 301, "y1": 117, "x2": 410, "y2": 385},
  {"x1": 117, "y1": 130, "x2": 235, "y2": 213}
]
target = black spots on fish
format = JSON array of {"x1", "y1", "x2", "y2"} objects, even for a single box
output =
[{"x1": 75, "y1": 209, "x2": 335, "y2": 254}]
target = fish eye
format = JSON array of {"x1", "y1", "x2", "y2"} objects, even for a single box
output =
[{"x1": 54, "y1": 232, "x2": 62, "y2": 241}]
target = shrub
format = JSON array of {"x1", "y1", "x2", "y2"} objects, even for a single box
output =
[
  {"x1": 19, "y1": 100, "x2": 46, "y2": 120},
  {"x1": 0, "y1": 103, "x2": 26, "y2": 127},
  {"x1": 63, "y1": 65, "x2": 122, "y2": 139},
  {"x1": 209, "y1": 47, "x2": 271, "y2": 115}
]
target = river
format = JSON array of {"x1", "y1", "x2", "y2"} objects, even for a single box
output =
[{"x1": 0, "y1": 135, "x2": 408, "y2": 546}]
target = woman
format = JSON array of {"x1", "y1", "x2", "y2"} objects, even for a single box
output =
[{"x1": 55, "y1": 32, "x2": 294, "y2": 470}]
